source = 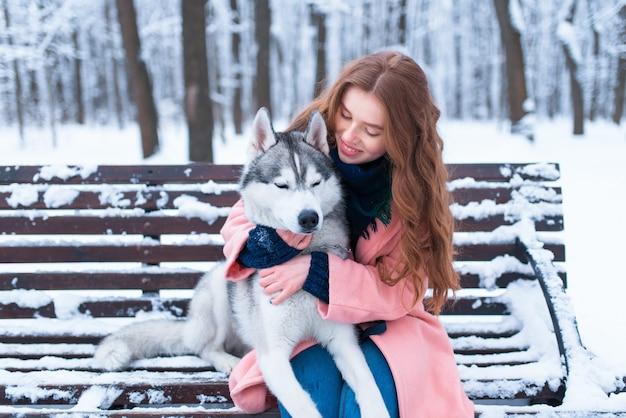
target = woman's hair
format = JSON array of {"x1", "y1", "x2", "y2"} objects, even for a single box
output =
[{"x1": 289, "y1": 51, "x2": 459, "y2": 315}]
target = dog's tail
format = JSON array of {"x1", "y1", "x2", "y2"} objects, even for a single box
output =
[{"x1": 93, "y1": 319, "x2": 189, "y2": 371}]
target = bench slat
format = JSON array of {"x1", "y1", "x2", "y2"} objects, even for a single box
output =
[
  {"x1": 1, "y1": 272, "x2": 203, "y2": 291},
  {"x1": 455, "y1": 215, "x2": 563, "y2": 232},
  {"x1": 447, "y1": 163, "x2": 560, "y2": 182},
  {"x1": 0, "y1": 190, "x2": 239, "y2": 210},
  {"x1": 451, "y1": 187, "x2": 562, "y2": 205},
  {"x1": 1, "y1": 165, "x2": 243, "y2": 184},
  {"x1": 0, "y1": 216, "x2": 225, "y2": 235},
  {"x1": 1, "y1": 272, "x2": 563, "y2": 292},
  {"x1": 0, "y1": 244, "x2": 224, "y2": 263},
  {"x1": 0, "y1": 381, "x2": 235, "y2": 406},
  {"x1": 1, "y1": 296, "x2": 510, "y2": 319},
  {"x1": 0, "y1": 214, "x2": 562, "y2": 235},
  {"x1": 1, "y1": 163, "x2": 559, "y2": 184},
  {"x1": 455, "y1": 243, "x2": 565, "y2": 262}
]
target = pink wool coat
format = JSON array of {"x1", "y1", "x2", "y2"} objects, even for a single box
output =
[{"x1": 221, "y1": 200, "x2": 474, "y2": 417}]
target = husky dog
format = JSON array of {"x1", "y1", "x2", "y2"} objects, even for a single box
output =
[{"x1": 94, "y1": 108, "x2": 390, "y2": 418}]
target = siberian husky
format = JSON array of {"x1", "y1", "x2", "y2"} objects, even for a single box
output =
[{"x1": 94, "y1": 108, "x2": 390, "y2": 418}]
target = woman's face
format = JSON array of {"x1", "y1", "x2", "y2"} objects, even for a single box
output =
[{"x1": 334, "y1": 86, "x2": 387, "y2": 165}]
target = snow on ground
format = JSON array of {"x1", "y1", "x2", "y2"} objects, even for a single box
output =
[{"x1": 1, "y1": 117, "x2": 626, "y2": 411}]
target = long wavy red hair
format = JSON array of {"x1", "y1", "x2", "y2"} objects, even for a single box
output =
[{"x1": 288, "y1": 51, "x2": 459, "y2": 315}]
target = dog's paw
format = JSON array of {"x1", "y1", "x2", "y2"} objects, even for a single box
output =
[
  {"x1": 199, "y1": 350, "x2": 241, "y2": 375},
  {"x1": 93, "y1": 340, "x2": 132, "y2": 371}
]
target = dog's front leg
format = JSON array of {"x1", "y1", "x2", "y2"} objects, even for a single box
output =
[
  {"x1": 323, "y1": 324, "x2": 391, "y2": 418},
  {"x1": 256, "y1": 346, "x2": 322, "y2": 418}
]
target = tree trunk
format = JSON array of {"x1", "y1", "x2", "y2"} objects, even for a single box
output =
[
  {"x1": 254, "y1": 0, "x2": 271, "y2": 113},
  {"x1": 559, "y1": 0, "x2": 584, "y2": 135},
  {"x1": 398, "y1": 0, "x2": 407, "y2": 45},
  {"x1": 230, "y1": 0, "x2": 243, "y2": 134},
  {"x1": 105, "y1": 0, "x2": 124, "y2": 129},
  {"x1": 3, "y1": 0, "x2": 24, "y2": 144},
  {"x1": 115, "y1": 0, "x2": 159, "y2": 158},
  {"x1": 182, "y1": 0, "x2": 214, "y2": 163},
  {"x1": 613, "y1": 5, "x2": 626, "y2": 125},
  {"x1": 72, "y1": 29, "x2": 85, "y2": 125},
  {"x1": 310, "y1": 4, "x2": 326, "y2": 98},
  {"x1": 613, "y1": 57, "x2": 626, "y2": 125},
  {"x1": 563, "y1": 48, "x2": 585, "y2": 135},
  {"x1": 493, "y1": 0, "x2": 533, "y2": 139}
]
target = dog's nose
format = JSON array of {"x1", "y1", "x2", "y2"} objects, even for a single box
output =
[{"x1": 298, "y1": 210, "x2": 319, "y2": 230}]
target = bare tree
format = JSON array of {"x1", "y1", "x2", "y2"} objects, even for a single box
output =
[
  {"x1": 254, "y1": 0, "x2": 271, "y2": 113},
  {"x1": 558, "y1": 0, "x2": 584, "y2": 135},
  {"x1": 105, "y1": 0, "x2": 125, "y2": 129},
  {"x1": 115, "y1": 0, "x2": 159, "y2": 158},
  {"x1": 3, "y1": 0, "x2": 24, "y2": 144},
  {"x1": 230, "y1": 0, "x2": 243, "y2": 134},
  {"x1": 71, "y1": 28, "x2": 84, "y2": 125},
  {"x1": 310, "y1": 4, "x2": 327, "y2": 98},
  {"x1": 493, "y1": 0, "x2": 534, "y2": 140},
  {"x1": 182, "y1": 0, "x2": 213, "y2": 162},
  {"x1": 613, "y1": 4, "x2": 626, "y2": 125}
]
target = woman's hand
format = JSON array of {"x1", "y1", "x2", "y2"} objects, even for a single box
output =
[
  {"x1": 259, "y1": 254, "x2": 312, "y2": 305},
  {"x1": 275, "y1": 229, "x2": 312, "y2": 250}
]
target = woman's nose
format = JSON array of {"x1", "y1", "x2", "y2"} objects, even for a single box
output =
[{"x1": 343, "y1": 122, "x2": 358, "y2": 142}]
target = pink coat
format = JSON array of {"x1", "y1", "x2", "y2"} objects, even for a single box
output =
[{"x1": 221, "y1": 200, "x2": 474, "y2": 417}]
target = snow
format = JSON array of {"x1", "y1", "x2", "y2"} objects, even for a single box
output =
[
  {"x1": 1, "y1": 117, "x2": 626, "y2": 414},
  {"x1": 173, "y1": 194, "x2": 232, "y2": 224}
]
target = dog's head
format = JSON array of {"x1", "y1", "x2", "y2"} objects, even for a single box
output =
[{"x1": 240, "y1": 108, "x2": 343, "y2": 235}]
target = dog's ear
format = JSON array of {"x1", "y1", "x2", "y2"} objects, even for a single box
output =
[
  {"x1": 248, "y1": 107, "x2": 277, "y2": 161},
  {"x1": 304, "y1": 110, "x2": 329, "y2": 156}
]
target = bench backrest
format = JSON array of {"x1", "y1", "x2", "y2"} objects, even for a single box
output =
[{"x1": 0, "y1": 163, "x2": 564, "y2": 319}]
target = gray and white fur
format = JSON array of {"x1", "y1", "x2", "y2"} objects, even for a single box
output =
[{"x1": 94, "y1": 108, "x2": 390, "y2": 418}]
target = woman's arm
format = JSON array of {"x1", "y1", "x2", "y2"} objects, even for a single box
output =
[
  {"x1": 321, "y1": 252, "x2": 425, "y2": 323},
  {"x1": 220, "y1": 199, "x2": 313, "y2": 281},
  {"x1": 220, "y1": 200, "x2": 257, "y2": 281},
  {"x1": 259, "y1": 214, "x2": 426, "y2": 321}
]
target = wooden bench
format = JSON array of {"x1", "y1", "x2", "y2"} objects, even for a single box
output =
[{"x1": 0, "y1": 163, "x2": 620, "y2": 416}]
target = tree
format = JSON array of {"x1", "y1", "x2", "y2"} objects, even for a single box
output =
[
  {"x1": 254, "y1": 0, "x2": 271, "y2": 113},
  {"x1": 105, "y1": 0, "x2": 125, "y2": 129},
  {"x1": 115, "y1": 0, "x2": 159, "y2": 158},
  {"x1": 310, "y1": 4, "x2": 327, "y2": 98},
  {"x1": 3, "y1": 0, "x2": 24, "y2": 144},
  {"x1": 557, "y1": 0, "x2": 584, "y2": 135},
  {"x1": 182, "y1": 0, "x2": 213, "y2": 163},
  {"x1": 71, "y1": 28, "x2": 85, "y2": 125},
  {"x1": 493, "y1": 0, "x2": 534, "y2": 140},
  {"x1": 230, "y1": 0, "x2": 243, "y2": 134},
  {"x1": 613, "y1": 4, "x2": 626, "y2": 125}
]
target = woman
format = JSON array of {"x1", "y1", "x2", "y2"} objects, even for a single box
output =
[{"x1": 220, "y1": 51, "x2": 474, "y2": 417}]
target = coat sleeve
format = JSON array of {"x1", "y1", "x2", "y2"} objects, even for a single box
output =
[
  {"x1": 318, "y1": 215, "x2": 427, "y2": 324},
  {"x1": 220, "y1": 199, "x2": 257, "y2": 281},
  {"x1": 220, "y1": 199, "x2": 315, "y2": 280}
]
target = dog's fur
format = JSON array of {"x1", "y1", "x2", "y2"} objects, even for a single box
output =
[{"x1": 94, "y1": 108, "x2": 389, "y2": 418}]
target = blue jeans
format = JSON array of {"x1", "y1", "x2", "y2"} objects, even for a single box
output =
[{"x1": 278, "y1": 339, "x2": 399, "y2": 418}]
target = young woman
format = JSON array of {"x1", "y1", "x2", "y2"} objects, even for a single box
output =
[{"x1": 220, "y1": 51, "x2": 474, "y2": 417}]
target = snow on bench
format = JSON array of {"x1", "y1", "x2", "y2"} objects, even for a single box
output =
[{"x1": 0, "y1": 163, "x2": 622, "y2": 417}]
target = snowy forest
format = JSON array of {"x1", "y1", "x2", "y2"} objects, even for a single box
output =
[{"x1": 1, "y1": 0, "x2": 624, "y2": 162}]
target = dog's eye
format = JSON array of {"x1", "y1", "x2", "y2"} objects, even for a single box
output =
[
  {"x1": 274, "y1": 182, "x2": 289, "y2": 189},
  {"x1": 311, "y1": 180, "x2": 321, "y2": 187}
]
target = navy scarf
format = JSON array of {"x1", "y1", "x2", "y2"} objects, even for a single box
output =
[{"x1": 330, "y1": 148, "x2": 392, "y2": 249}]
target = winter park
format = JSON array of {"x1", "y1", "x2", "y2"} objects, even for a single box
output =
[{"x1": 1, "y1": 0, "x2": 626, "y2": 417}]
